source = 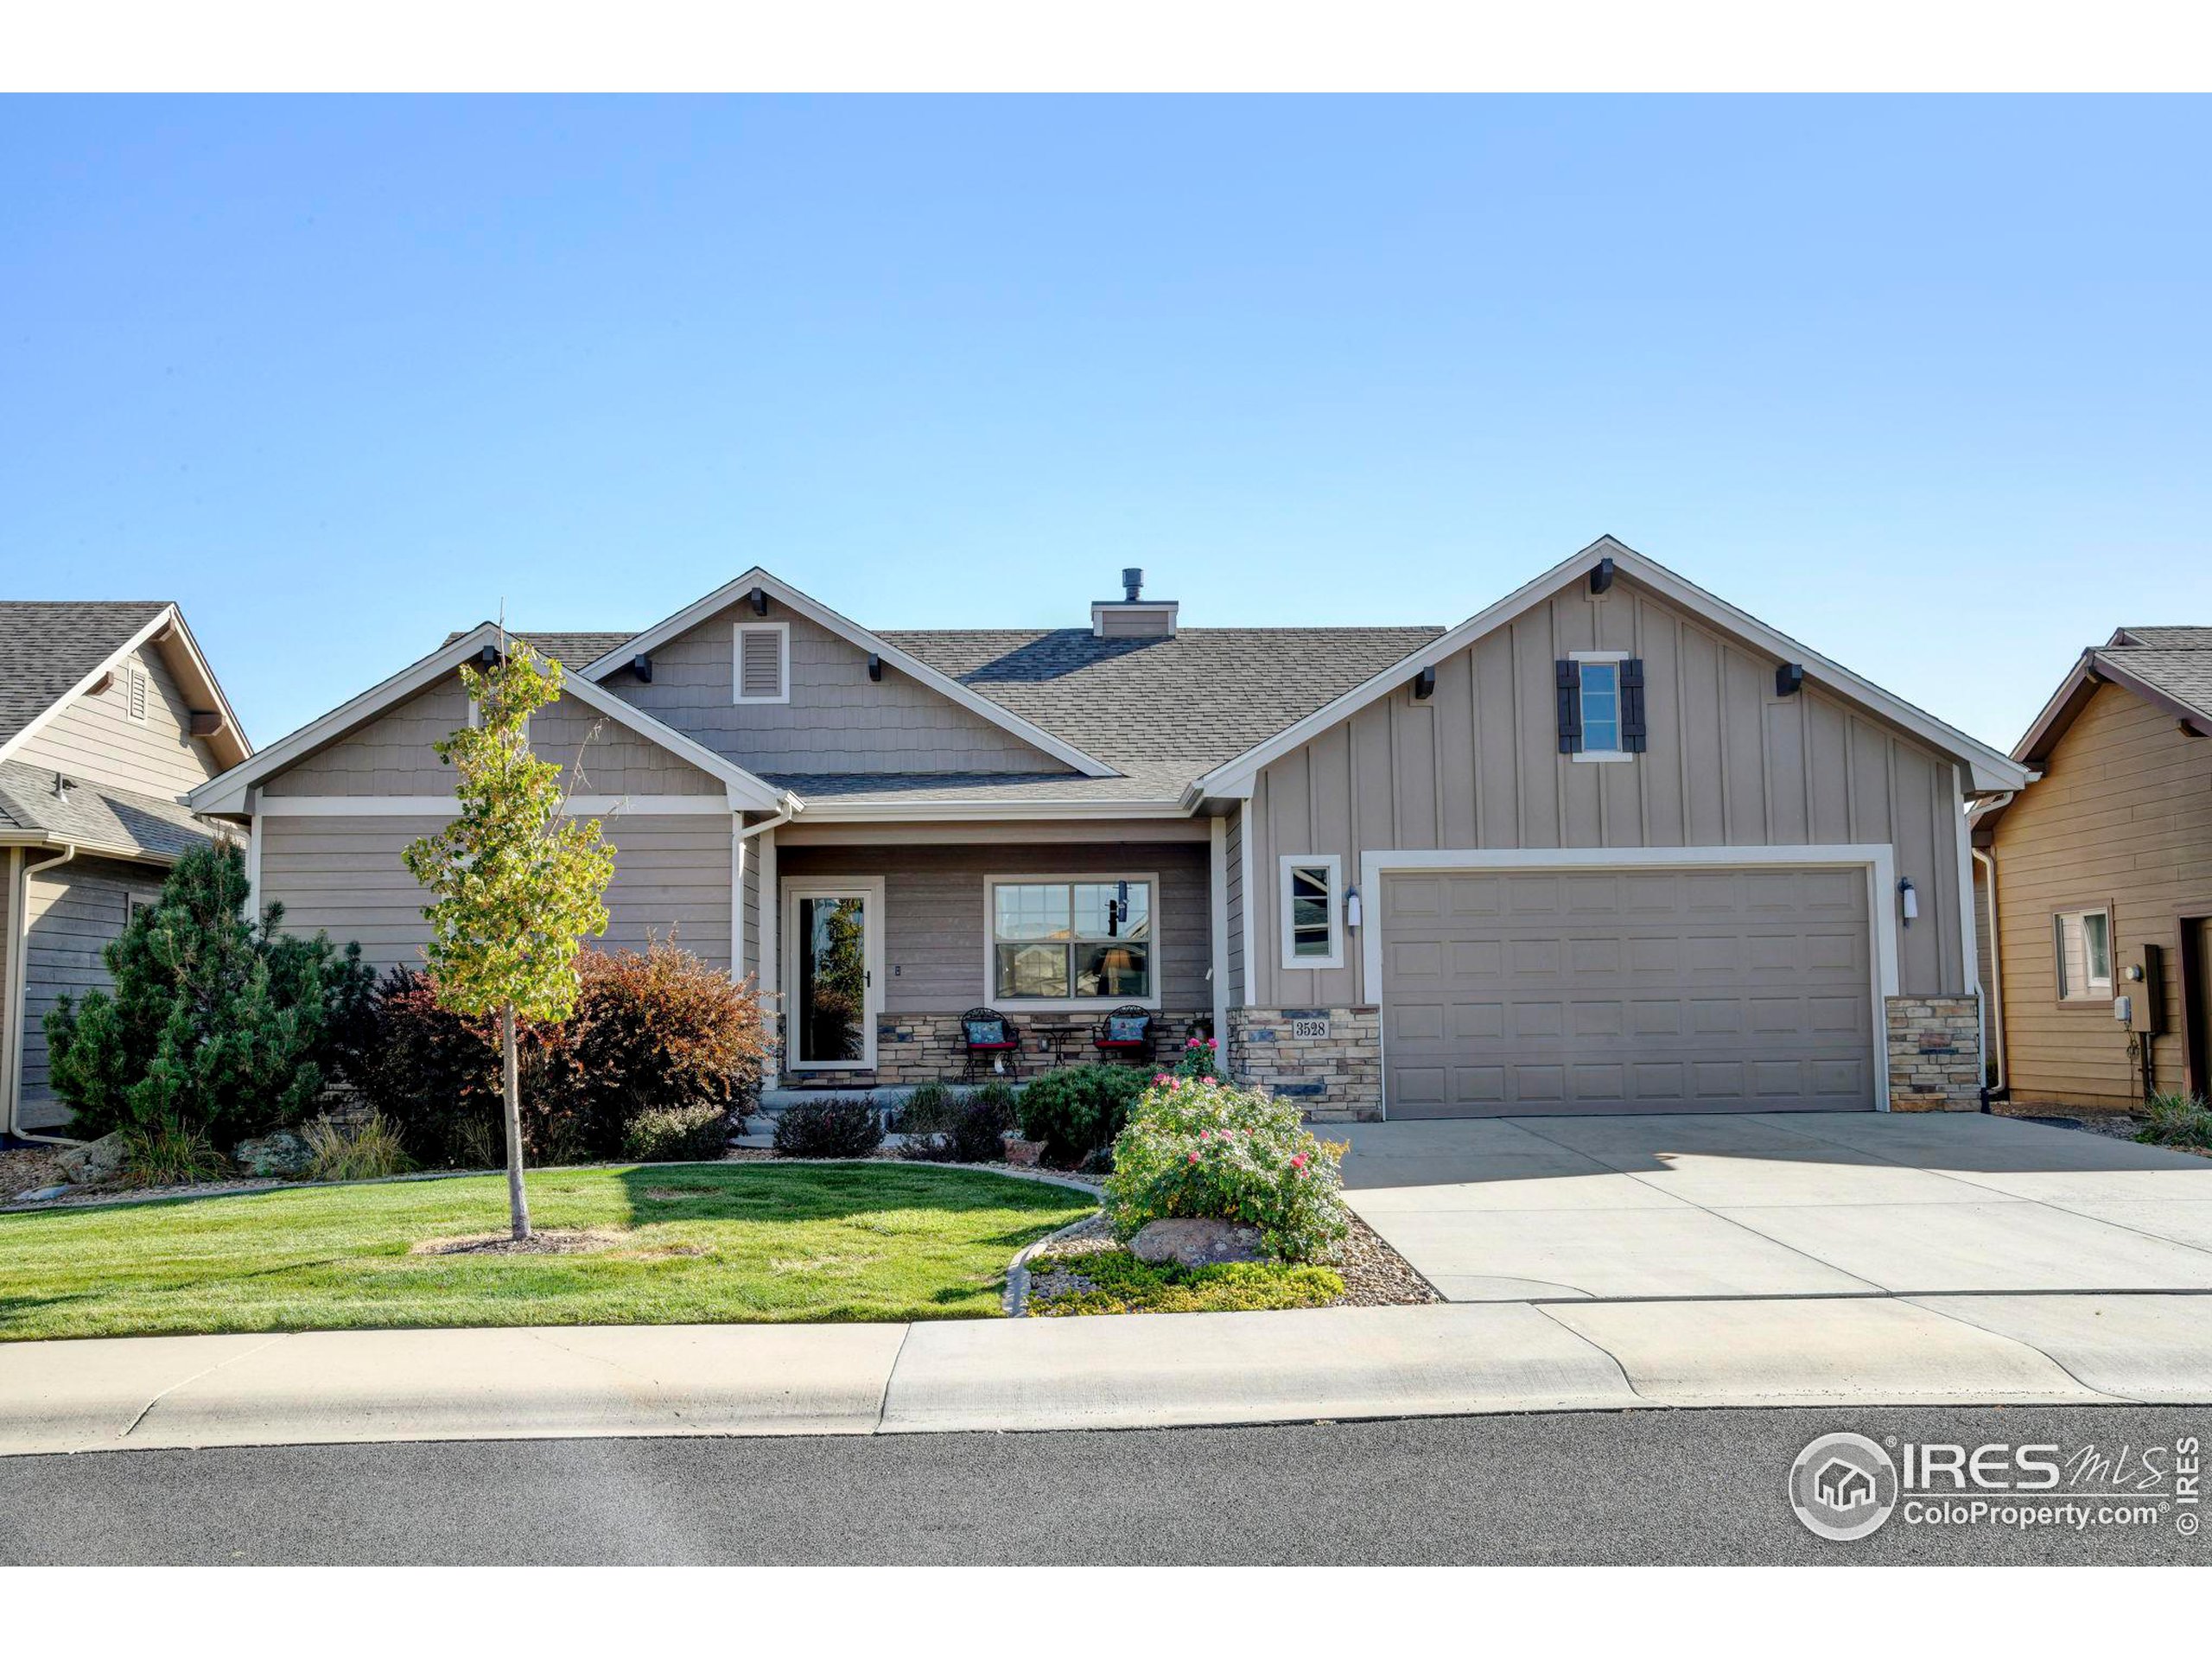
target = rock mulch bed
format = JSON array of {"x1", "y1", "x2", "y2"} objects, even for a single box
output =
[
  {"x1": 1020, "y1": 1211, "x2": 1440, "y2": 1315},
  {"x1": 0, "y1": 1147, "x2": 67, "y2": 1204}
]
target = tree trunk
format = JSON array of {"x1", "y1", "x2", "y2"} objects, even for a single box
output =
[{"x1": 501, "y1": 1001, "x2": 531, "y2": 1241}]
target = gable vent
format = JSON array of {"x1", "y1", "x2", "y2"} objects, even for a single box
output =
[
  {"x1": 125, "y1": 664, "x2": 149, "y2": 726},
  {"x1": 734, "y1": 622, "x2": 789, "y2": 704}
]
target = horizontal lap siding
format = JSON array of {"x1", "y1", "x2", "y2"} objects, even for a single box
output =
[
  {"x1": 19, "y1": 855, "x2": 163, "y2": 1119},
  {"x1": 1250, "y1": 576, "x2": 1967, "y2": 1006},
  {"x1": 1991, "y1": 683, "x2": 2212, "y2": 1108},
  {"x1": 264, "y1": 678, "x2": 721, "y2": 798},
  {"x1": 606, "y1": 598, "x2": 1063, "y2": 775},
  {"x1": 778, "y1": 841, "x2": 1211, "y2": 1013},
  {"x1": 15, "y1": 643, "x2": 219, "y2": 799},
  {"x1": 260, "y1": 815, "x2": 733, "y2": 972}
]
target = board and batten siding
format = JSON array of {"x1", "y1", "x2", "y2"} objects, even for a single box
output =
[
  {"x1": 263, "y1": 677, "x2": 721, "y2": 798},
  {"x1": 1223, "y1": 805, "x2": 1246, "y2": 1006},
  {"x1": 776, "y1": 840, "x2": 1211, "y2": 1013},
  {"x1": 603, "y1": 597, "x2": 1065, "y2": 776},
  {"x1": 258, "y1": 813, "x2": 734, "y2": 973},
  {"x1": 13, "y1": 643, "x2": 221, "y2": 800},
  {"x1": 1988, "y1": 682, "x2": 2212, "y2": 1108},
  {"x1": 1245, "y1": 577, "x2": 1969, "y2": 1007},
  {"x1": 17, "y1": 854, "x2": 164, "y2": 1125}
]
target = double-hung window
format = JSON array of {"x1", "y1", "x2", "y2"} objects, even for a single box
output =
[
  {"x1": 2054, "y1": 908, "x2": 2113, "y2": 1002},
  {"x1": 1279, "y1": 854, "x2": 1344, "y2": 970},
  {"x1": 988, "y1": 876, "x2": 1154, "y2": 1004},
  {"x1": 1559, "y1": 652, "x2": 1643, "y2": 760}
]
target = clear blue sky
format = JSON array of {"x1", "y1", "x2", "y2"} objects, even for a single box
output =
[{"x1": 4, "y1": 96, "x2": 2205, "y2": 753}]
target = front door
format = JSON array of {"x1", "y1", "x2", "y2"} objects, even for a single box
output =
[{"x1": 785, "y1": 883, "x2": 882, "y2": 1071}]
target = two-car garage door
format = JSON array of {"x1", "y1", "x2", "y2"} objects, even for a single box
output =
[{"x1": 1380, "y1": 866, "x2": 1876, "y2": 1117}]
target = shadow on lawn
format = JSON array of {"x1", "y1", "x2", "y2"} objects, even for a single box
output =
[{"x1": 610, "y1": 1160, "x2": 1093, "y2": 1236}]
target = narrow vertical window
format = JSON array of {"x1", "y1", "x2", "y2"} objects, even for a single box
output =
[
  {"x1": 1280, "y1": 855, "x2": 1344, "y2": 969},
  {"x1": 2053, "y1": 909, "x2": 2113, "y2": 1001}
]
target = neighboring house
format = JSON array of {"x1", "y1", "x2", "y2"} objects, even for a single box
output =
[
  {"x1": 0, "y1": 602, "x2": 251, "y2": 1134},
  {"x1": 1974, "y1": 627, "x2": 2212, "y2": 1110},
  {"x1": 187, "y1": 537, "x2": 2026, "y2": 1120}
]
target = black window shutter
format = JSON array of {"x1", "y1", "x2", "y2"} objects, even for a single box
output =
[
  {"x1": 1554, "y1": 659, "x2": 1582, "y2": 753},
  {"x1": 1621, "y1": 658, "x2": 1648, "y2": 753}
]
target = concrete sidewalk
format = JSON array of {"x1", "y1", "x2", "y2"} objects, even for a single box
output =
[{"x1": 9, "y1": 1291, "x2": 2212, "y2": 1457}]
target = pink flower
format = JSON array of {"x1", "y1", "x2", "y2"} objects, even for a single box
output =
[
  {"x1": 1205, "y1": 1038, "x2": 1217, "y2": 1049},
  {"x1": 1187, "y1": 1151, "x2": 1200, "y2": 1164},
  {"x1": 1198, "y1": 1129, "x2": 1211, "y2": 1140},
  {"x1": 1291, "y1": 1154, "x2": 1307, "y2": 1169}
]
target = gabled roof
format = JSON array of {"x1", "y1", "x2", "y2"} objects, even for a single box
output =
[
  {"x1": 0, "y1": 601, "x2": 250, "y2": 772},
  {"x1": 1997, "y1": 625, "x2": 2212, "y2": 789},
  {"x1": 1187, "y1": 535, "x2": 2032, "y2": 799},
  {"x1": 188, "y1": 624, "x2": 787, "y2": 817},
  {"x1": 579, "y1": 569, "x2": 1119, "y2": 779},
  {"x1": 0, "y1": 758, "x2": 220, "y2": 864}
]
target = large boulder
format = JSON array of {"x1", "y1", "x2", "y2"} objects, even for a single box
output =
[
  {"x1": 54, "y1": 1131, "x2": 127, "y2": 1185},
  {"x1": 233, "y1": 1129, "x2": 314, "y2": 1179},
  {"x1": 1130, "y1": 1217, "x2": 1269, "y2": 1268}
]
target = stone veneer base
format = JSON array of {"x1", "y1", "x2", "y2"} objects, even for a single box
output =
[
  {"x1": 1886, "y1": 995, "x2": 1983, "y2": 1112},
  {"x1": 1227, "y1": 1006, "x2": 1383, "y2": 1122},
  {"x1": 770, "y1": 1009, "x2": 1212, "y2": 1090}
]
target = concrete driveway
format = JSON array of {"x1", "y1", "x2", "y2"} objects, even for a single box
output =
[{"x1": 1338, "y1": 1111, "x2": 2212, "y2": 1302}]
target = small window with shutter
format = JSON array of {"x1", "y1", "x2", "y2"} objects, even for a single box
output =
[
  {"x1": 733, "y1": 621, "x2": 790, "y2": 704},
  {"x1": 1562, "y1": 652, "x2": 1644, "y2": 761}
]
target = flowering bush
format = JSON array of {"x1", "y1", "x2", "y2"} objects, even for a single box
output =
[
  {"x1": 1102, "y1": 1075, "x2": 1349, "y2": 1264},
  {"x1": 1171, "y1": 1033, "x2": 1220, "y2": 1082}
]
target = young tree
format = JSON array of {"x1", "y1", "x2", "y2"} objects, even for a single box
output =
[{"x1": 404, "y1": 638, "x2": 615, "y2": 1239}]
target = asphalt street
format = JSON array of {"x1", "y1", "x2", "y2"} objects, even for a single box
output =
[{"x1": 3, "y1": 1404, "x2": 2208, "y2": 1564}]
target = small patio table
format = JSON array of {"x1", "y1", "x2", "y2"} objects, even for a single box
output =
[{"x1": 1030, "y1": 1019, "x2": 1085, "y2": 1069}]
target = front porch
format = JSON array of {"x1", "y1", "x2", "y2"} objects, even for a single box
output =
[{"x1": 751, "y1": 822, "x2": 1223, "y2": 1093}]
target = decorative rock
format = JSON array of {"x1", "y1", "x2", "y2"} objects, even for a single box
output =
[
  {"x1": 1131, "y1": 1217, "x2": 1269, "y2": 1267},
  {"x1": 14, "y1": 1185, "x2": 72, "y2": 1204},
  {"x1": 54, "y1": 1131, "x2": 127, "y2": 1184},
  {"x1": 1001, "y1": 1135, "x2": 1045, "y2": 1167},
  {"x1": 233, "y1": 1129, "x2": 314, "y2": 1179}
]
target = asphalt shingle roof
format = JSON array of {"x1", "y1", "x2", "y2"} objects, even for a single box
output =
[
  {"x1": 2101, "y1": 640, "x2": 2212, "y2": 723},
  {"x1": 0, "y1": 601, "x2": 170, "y2": 751},
  {"x1": 2114, "y1": 626, "x2": 2212, "y2": 650},
  {"x1": 0, "y1": 759, "x2": 219, "y2": 862}
]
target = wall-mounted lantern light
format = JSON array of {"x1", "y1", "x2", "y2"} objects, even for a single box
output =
[
  {"x1": 1345, "y1": 886, "x2": 1363, "y2": 931},
  {"x1": 1898, "y1": 876, "x2": 1918, "y2": 927}
]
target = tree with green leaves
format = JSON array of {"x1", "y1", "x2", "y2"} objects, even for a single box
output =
[
  {"x1": 404, "y1": 638, "x2": 615, "y2": 1240},
  {"x1": 45, "y1": 842, "x2": 374, "y2": 1153}
]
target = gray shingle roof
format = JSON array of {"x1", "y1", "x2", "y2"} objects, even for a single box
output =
[
  {"x1": 878, "y1": 626, "x2": 1446, "y2": 776},
  {"x1": 2100, "y1": 642, "x2": 2212, "y2": 723},
  {"x1": 2113, "y1": 626, "x2": 2212, "y2": 650},
  {"x1": 0, "y1": 601, "x2": 170, "y2": 751},
  {"x1": 762, "y1": 769, "x2": 1192, "y2": 805},
  {"x1": 0, "y1": 759, "x2": 219, "y2": 862}
]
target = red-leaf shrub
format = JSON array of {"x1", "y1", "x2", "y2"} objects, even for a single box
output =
[{"x1": 359, "y1": 942, "x2": 768, "y2": 1167}]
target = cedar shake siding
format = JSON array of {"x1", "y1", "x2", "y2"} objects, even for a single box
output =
[
  {"x1": 1988, "y1": 680, "x2": 2212, "y2": 1109},
  {"x1": 12, "y1": 642, "x2": 222, "y2": 799},
  {"x1": 264, "y1": 677, "x2": 723, "y2": 798},
  {"x1": 601, "y1": 596, "x2": 1067, "y2": 776},
  {"x1": 257, "y1": 813, "x2": 734, "y2": 974},
  {"x1": 1244, "y1": 576, "x2": 1972, "y2": 1008}
]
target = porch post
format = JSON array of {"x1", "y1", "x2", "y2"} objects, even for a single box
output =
[
  {"x1": 729, "y1": 816, "x2": 745, "y2": 980},
  {"x1": 1209, "y1": 814, "x2": 1229, "y2": 1052},
  {"x1": 758, "y1": 825, "x2": 779, "y2": 1087}
]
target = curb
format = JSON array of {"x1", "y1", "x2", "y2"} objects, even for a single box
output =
[{"x1": 1003, "y1": 1211, "x2": 1108, "y2": 1318}]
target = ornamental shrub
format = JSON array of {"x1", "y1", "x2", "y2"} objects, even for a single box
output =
[
  {"x1": 1015, "y1": 1065, "x2": 1147, "y2": 1166},
  {"x1": 772, "y1": 1097, "x2": 885, "y2": 1159},
  {"x1": 43, "y1": 842, "x2": 368, "y2": 1151},
  {"x1": 359, "y1": 942, "x2": 767, "y2": 1167},
  {"x1": 622, "y1": 1103, "x2": 733, "y2": 1163},
  {"x1": 889, "y1": 1081, "x2": 957, "y2": 1136},
  {"x1": 901, "y1": 1084, "x2": 1020, "y2": 1163},
  {"x1": 2137, "y1": 1092, "x2": 2212, "y2": 1151},
  {"x1": 1103, "y1": 1076, "x2": 1350, "y2": 1264}
]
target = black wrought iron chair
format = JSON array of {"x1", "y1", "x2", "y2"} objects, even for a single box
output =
[
  {"x1": 960, "y1": 1006, "x2": 1023, "y2": 1083},
  {"x1": 1092, "y1": 1004, "x2": 1155, "y2": 1067}
]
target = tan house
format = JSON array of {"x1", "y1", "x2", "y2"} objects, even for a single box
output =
[
  {"x1": 187, "y1": 537, "x2": 2027, "y2": 1120},
  {"x1": 1, "y1": 602, "x2": 250, "y2": 1134},
  {"x1": 1974, "y1": 627, "x2": 2212, "y2": 1110}
]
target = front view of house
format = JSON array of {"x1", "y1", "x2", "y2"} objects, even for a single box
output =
[{"x1": 187, "y1": 537, "x2": 2028, "y2": 1119}]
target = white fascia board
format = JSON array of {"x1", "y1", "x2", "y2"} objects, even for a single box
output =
[
  {"x1": 793, "y1": 795, "x2": 1190, "y2": 823},
  {"x1": 1193, "y1": 535, "x2": 2032, "y2": 798},
  {"x1": 156, "y1": 607, "x2": 253, "y2": 764},
  {"x1": 576, "y1": 567, "x2": 1118, "y2": 779},
  {"x1": 0, "y1": 604, "x2": 178, "y2": 771},
  {"x1": 188, "y1": 623, "x2": 785, "y2": 817}
]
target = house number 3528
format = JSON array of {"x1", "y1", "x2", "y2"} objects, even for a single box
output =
[{"x1": 1291, "y1": 1018, "x2": 1331, "y2": 1039}]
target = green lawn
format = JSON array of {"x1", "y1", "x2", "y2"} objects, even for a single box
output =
[{"x1": 0, "y1": 1163, "x2": 1095, "y2": 1343}]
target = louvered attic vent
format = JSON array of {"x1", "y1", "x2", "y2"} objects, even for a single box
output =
[{"x1": 734, "y1": 620, "x2": 790, "y2": 704}]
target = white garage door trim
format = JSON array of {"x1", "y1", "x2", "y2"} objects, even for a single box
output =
[{"x1": 1357, "y1": 844, "x2": 1901, "y2": 1119}]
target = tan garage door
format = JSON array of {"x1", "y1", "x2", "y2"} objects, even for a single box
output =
[{"x1": 1380, "y1": 866, "x2": 1875, "y2": 1117}]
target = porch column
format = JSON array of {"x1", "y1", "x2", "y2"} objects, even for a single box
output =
[
  {"x1": 758, "y1": 825, "x2": 779, "y2": 1086},
  {"x1": 1209, "y1": 814, "x2": 1229, "y2": 1049}
]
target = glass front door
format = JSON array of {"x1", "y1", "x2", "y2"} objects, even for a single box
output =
[{"x1": 792, "y1": 889, "x2": 874, "y2": 1068}]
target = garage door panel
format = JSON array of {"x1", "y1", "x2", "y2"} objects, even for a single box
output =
[{"x1": 1382, "y1": 864, "x2": 1876, "y2": 1117}]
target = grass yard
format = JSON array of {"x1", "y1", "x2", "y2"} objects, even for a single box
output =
[{"x1": 0, "y1": 1163, "x2": 1095, "y2": 1343}]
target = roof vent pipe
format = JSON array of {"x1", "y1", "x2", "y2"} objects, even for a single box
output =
[{"x1": 1122, "y1": 568, "x2": 1144, "y2": 602}]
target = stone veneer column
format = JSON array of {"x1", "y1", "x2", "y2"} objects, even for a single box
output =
[
  {"x1": 1228, "y1": 1007, "x2": 1383, "y2": 1122},
  {"x1": 1885, "y1": 995, "x2": 1983, "y2": 1111}
]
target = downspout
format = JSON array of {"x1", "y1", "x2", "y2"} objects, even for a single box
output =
[
  {"x1": 6, "y1": 842, "x2": 81, "y2": 1144},
  {"x1": 1971, "y1": 839, "x2": 2006, "y2": 1095}
]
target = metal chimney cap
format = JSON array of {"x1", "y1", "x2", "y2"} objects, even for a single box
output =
[{"x1": 1122, "y1": 567, "x2": 1144, "y2": 601}]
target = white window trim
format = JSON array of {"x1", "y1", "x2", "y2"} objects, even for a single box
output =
[
  {"x1": 982, "y1": 871, "x2": 1162, "y2": 1012},
  {"x1": 1357, "y1": 844, "x2": 1902, "y2": 1116},
  {"x1": 2053, "y1": 906, "x2": 2114, "y2": 1003},
  {"x1": 1568, "y1": 649, "x2": 1631, "y2": 763},
  {"x1": 733, "y1": 620, "x2": 791, "y2": 706},
  {"x1": 125, "y1": 885, "x2": 162, "y2": 924},
  {"x1": 782, "y1": 875, "x2": 885, "y2": 1071},
  {"x1": 1278, "y1": 853, "x2": 1344, "y2": 971}
]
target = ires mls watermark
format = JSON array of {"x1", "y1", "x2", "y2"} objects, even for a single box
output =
[{"x1": 1789, "y1": 1431, "x2": 2203, "y2": 1542}]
